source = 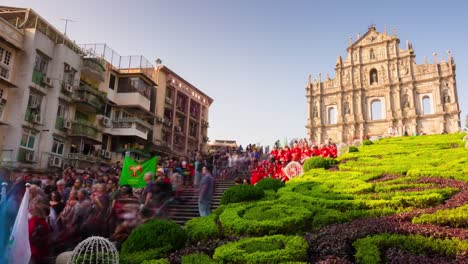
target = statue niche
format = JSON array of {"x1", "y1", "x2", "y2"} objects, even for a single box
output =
[
  {"x1": 402, "y1": 94, "x2": 410, "y2": 108},
  {"x1": 443, "y1": 89, "x2": 451, "y2": 104},
  {"x1": 370, "y1": 68, "x2": 378, "y2": 85}
]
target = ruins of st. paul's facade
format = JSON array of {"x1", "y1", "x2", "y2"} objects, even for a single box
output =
[{"x1": 306, "y1": 25, "x2": 461, "y2": 144}]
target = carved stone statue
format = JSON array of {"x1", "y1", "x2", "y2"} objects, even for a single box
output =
[
  {"x1": 344, "y1": 101, "x2": 351, "y2": 114},
  {"x1": 313, "y1": 105, "x2": 318, "y2": 118},
  {"x1": 402, "y1": 94, "x2": 410, "y2": 108}
]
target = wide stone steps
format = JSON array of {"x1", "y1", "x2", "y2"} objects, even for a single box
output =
[{"x1": 165, "y1": 179, "x2": 235, "y2": 225}]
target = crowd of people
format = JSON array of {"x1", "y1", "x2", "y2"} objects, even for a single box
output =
[
  {"x1": 0, "y1": 152, "x2": 217, "y2": 264},
  {"x1": 249, "y1": 139, "x2": 338, "y2": 184},
  {"x1": 0, "y1": 139, "x2": 338, "y2": 263}
]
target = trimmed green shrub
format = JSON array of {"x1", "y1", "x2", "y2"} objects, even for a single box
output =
[
  {"x1": 303, "y1": 156, "x2": 331, "y2": 172},
  {"x1": 185, "y1": 214, "x2": 220, "y2": 242},
  {"x1": 353, "y1": 233, "x2": 468, "y2": 264},
  {"x1": 141, "y1": 259, "x2": 170, "y2": 264},
  {"x1": 120, "y1": 220, "x2": 187, "y2": 264},
  {"x1": 412, "y1": 204, "x2": 468, "y2": 228},
  {"x1": 255, "y1": 178, "x2": 285, "y2": 192},
  {"x1": 219, "y1": 201, "x2": 313, "y2": 236},
  {"x1": 221, "y1": 184, "x2": 264, "y2": 205},
  {"x1": 181, "y1": 253, "x2": 217, "y2": 264},
  {"x1": 349, "y1": 146, "x2": 359, "y2": 152},
  {"x1": 363, "y1": 139, "x2": 374, "y2": 145},
  {"x1": 213, "y1": 235, "x2": 308, "y2": 263}
]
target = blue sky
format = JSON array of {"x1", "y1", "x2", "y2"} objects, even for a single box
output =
[{"x1": 5, "y1": 0, "x2": 467, "y2": 146}]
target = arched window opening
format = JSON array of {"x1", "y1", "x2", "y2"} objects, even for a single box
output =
[
  {"x1": 328, "y1": 107, "x2": 337, "y2": 125},
  {"x1": 370, "y1": 68, "x2": 378, "y2": 85},
  {"x1": 371, "y1": 100, "x2": 382, "y2": 120},
  {"x1": 422, "y1": 96, "x2": 432, "y2": 115},
  {"x1": 370, "y1": 49, "x2": 376, "y2": 60}
]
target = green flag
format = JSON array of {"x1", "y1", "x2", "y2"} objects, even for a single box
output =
[{"x1": 119, "y1": 156, "x2": 158, "y2": 188}]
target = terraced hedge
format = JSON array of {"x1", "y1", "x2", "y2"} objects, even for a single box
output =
[
  {"x1": 213, "y1": 235, "x2": 308, "y2": 263},
  {"x1": 353, "y1": 233, "x2": 468, "y2": 264},
  {"x1": 412, "y1": 204, "x2": 468, "y2": 228}
]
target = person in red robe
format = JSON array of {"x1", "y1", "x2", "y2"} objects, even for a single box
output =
[
  {"x1": 329, "y1": 144, "x2": 338, "y2": 158},
  {"x1": 302, "y1": 144, "x2": 312, "y2": 160},
  {"x1": 29, "y1": 205, "x2": 50, "y2": 264}
]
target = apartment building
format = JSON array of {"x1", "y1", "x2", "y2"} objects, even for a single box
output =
[
  {"x1": 0, "y1": 6, "x2": 213, "y2": 171},
  {"x1": 153, "y1": 65, "x2": 213, "y2": 157}
]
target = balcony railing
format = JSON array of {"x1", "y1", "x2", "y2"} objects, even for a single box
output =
[
  {"x1": 67, "y1": 153, "x2": 103, "y2": 163},
  {"x1": 70, "y1": 120, "x2": 102, "y2": 141},
  {"x1": 73, "y1": 83, "x2": 107, "y2": 112},
  {"x1": 113, "y1": 117, "x2": 152, "y2": 130},
  {"x1": 81, "y1": 58, "x2": 105, "y2": 81}
]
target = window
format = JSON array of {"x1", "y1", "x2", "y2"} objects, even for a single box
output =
[
  {"x1": 0, "y1": 46, "x2": 13, "y2": 79},
  {"x1": 51, "y1": 139, "x2": 64, "y2": 155},
  {"x1": 57, "y1": 102, "x2": 68, "y2": 118},
  {"x1": 20, "y1": 130, "x2": 37, "y2": 150},
  {"x1": 422, "y1": 96, "x2": 432, "y2": 115},
  {"x1": 370, "y1": 68, "x2": 378, "y2": 85},
  {"x1": 27, "y1": 93, "x2": 42, "y2": 109},
  {"x1": 109, "y1": 74, "x2": 116, "y2": 90},
  {"x1": 63, "y1": 63, "x2": 76, "y2": 85},
  {"x1": 370, "y1": 100, "x2": 382, "y2": 120},
  {"x1": 328, "y1": 107, "x2": 337, "y2": 125},
  {"x1": 370, "y1": 49, "x2": 376, "y2": 60},
  {"x1": 34, "y1": 52, "x2": 48, "y2": 74}
]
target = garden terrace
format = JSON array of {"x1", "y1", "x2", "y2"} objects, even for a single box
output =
[{"x1": 121, "y1": 133, "x2": 468, "y2": 264}]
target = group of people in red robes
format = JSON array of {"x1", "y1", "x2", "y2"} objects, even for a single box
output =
[{"x1": 250, "y1": 142, "x2": 338, "y2": 185}]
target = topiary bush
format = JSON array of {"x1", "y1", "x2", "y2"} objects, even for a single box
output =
[
  {"x1": 120, "y1": 219, "x2": 187, "y2": 264},
  {"x1": 213, "y1": 235, "x2": 308, "y2": 263},
  {"x1": 220, "y1": 184, "x2": 264, "y2": 205},
  {"x1": 219, "y1": 201, "x2": 313, "y2": 236},
  {"x1": 185, "y1": 214, "x2": 220, "y2": 243},
  {"x1": 303, "y1": 156, "x2": 331, "y2": 172},
  {"x1": 255, "y1": 178, "x2": 285, "y2": 192},
  {"x1": 181, "y1": 253, "x2": 217, "y2": 264},
  {"x1": 363, "y1": 139, "x2": 374, "y2": 145},
  {"x1": 349, "y1": 146, "x2": 359, "y2": 152},
  {"x1": 412, "y1": 204, "x2": 468, "y2": 228}
]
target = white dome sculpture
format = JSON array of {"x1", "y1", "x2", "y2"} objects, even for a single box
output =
[{"x1": 69, "y1": 236, "x2": 119, "y2": 264}]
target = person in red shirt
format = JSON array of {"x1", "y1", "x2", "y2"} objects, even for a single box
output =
[
  {"x1": 329, "y1": 144, "x2": 338, "y2": 158},
  {"x1": 270, "y1": 146, "x2": 279, "y2": 162},
  {"x1": 29, "y1": 206, "x2": 50, "y2": 264},
  {"x1": 311, "y1": 145, "x2": 321, "y2": 156},
  {"x1": 291, "y1": 143, "x2": 302, "y2": 162},
  {"x1": 320, "y1": 144, "x2": 331, "y2": 158},
  {"x1": 302, "y1": 144, "x2": 312, "y2": 160},
  {"x1": 283, "y1": 146, "x2": 292, "y2": 163}
]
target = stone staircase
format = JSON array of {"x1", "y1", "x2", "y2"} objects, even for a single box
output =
[{"x1": 166, "y1": 179, "x2": 234, "y2": 225}]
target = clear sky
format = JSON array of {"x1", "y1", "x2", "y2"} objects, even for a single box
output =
[{"x1": 4, "y1": 0, "x2": 467, "y2": 146}]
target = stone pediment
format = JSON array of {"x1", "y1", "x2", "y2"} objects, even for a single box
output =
[{"x1": 349, "y1": 27, "x2": 393, "y2": 49}]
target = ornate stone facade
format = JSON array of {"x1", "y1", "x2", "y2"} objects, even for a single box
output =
[{"x1": 306, "y1": 26, "x2": 461, "y2": 144}]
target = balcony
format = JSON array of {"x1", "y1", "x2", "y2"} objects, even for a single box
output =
[
  {"x1": 105, "y1": 117, "x2": 152, "y2": 140},
  {"x1": 114, "y1": 92, "x2": 150, "y2": 112},
  {"x1": 67, "y1": 153, "x2": 103, "y2": 164},
  {"x1": 0, "y1": 99, "x2": 6, "y2": 125},
  {"x1": 73, "y1": 83, "x2": 107, "y2": 113},
  {"x1": 81, "y1": 58, "x2": 105, "y2": 81},
  {"x1": 69, "y1": 120, "x2": 102, "y2": 142}
]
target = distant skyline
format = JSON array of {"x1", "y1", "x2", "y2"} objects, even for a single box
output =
[{"x1": 4, "y1": 0, "x2": 467, "y2": 146}]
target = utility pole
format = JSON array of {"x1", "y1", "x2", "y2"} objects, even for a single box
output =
[{"x1": 60, "y1": 18, "x2": 76, "y2": 35}]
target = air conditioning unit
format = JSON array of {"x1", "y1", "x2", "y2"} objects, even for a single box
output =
[
  {"x1": 49, "y1": 156, "x2": 62, "y2": 168},
  {"x1": 157, "y1": 117, "x2": 164, "y2": 123},
  {"x1": 43, "y1": 76, "x2": 53, "y2": 87},
  {"x1": 168, "y1": 121, "x2": 172, "y2": 127},
  {"x1": 104, "y1": 150, "x2": 111, "y2": 159},
  {"x1": 33, "y1": 114, "x2": 42, "y2": 124},
  {"x1": 25, "y1": 152, "x2": 35, "y2": 162},
  {"x1": 63, "y1": 120, "x2": 72, "y2": 129},
  {"x1": 101, "y1": 116, "x2": 112, "y2": 127},
  {"x1": 64, "y1": 64, "x2": 72, "y2": 72},
  {"x1": 165, "y1": 97, "x2": 173, "y2": 104},
  {"x1": 175, "y1": 126, "x2": 182, "y2": 132},
  {"x1": 64, "y1": 84, "x2": 73, "y2": 93},
  {"x1": 98, "y1": 149, "x2": 105, "y2": 156}
]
